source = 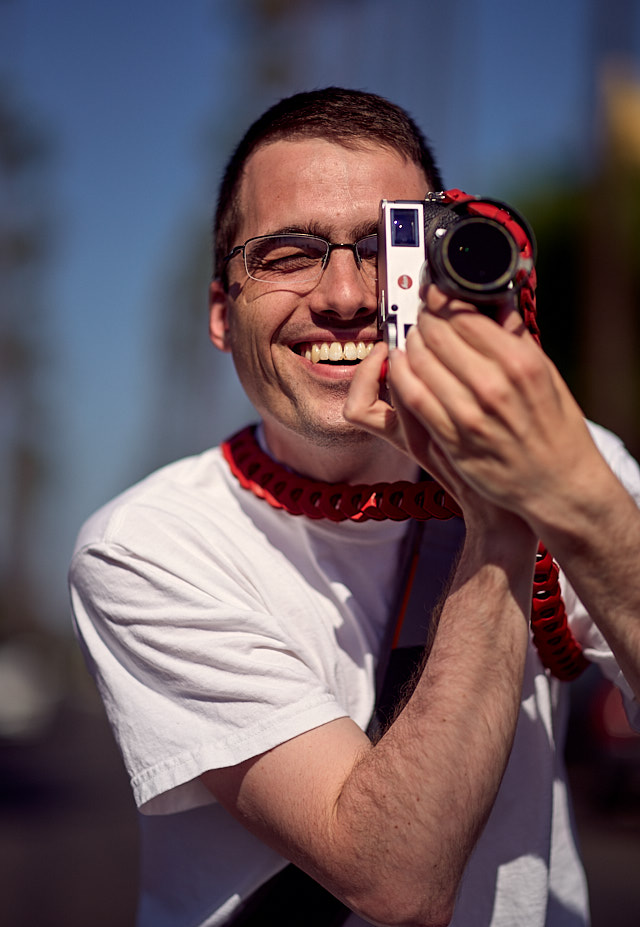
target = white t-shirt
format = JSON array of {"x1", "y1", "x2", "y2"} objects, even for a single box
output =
[{"x1": 69, "y1": 421, "x2": 640, "y2": 927}]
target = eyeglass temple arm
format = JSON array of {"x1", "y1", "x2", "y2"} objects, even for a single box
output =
[{"x1": 222, "y1": 244, "x2": 245, "y2": 265}]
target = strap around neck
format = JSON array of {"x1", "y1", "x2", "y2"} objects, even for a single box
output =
[
  {"x1": 221, "y1": 426, "x2": 462, "y2": 523},
  {"x1": 221, "y1": 425, "x2": 588, "y2": 681}
]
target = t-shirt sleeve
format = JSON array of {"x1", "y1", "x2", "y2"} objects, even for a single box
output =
[{"x1": 69, "y1": 503, "x2": 349, "y2": 816}]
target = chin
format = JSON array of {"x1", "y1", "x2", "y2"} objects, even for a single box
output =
[
  {"x1": 293, "y1": 414, "x2": 374, "y2": 448},
  {"x1": 258, "y1": 388, "x2": 378, "y2": 455}
]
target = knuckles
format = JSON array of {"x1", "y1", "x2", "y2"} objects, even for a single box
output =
[{"x1": 500, "y1": 343, "x2": 547, "y2": 387}]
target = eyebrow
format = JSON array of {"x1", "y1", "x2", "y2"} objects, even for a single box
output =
[{"x1": 266, "y1": 220, "x2": 378, "y2": 242}]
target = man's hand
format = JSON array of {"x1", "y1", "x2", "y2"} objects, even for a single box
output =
[
  {"x1": 344, "y1": 291, "x2": 538, "y2": 540},
  {"x1": 347, "y1": 283, "x2": 640, "y2": 699},
  {"x1": 347, "y1": 284, "x2": 602, "y2": 525},
  {"x1": 396, "y1": 285, "x2": 606, "y2": 521}
]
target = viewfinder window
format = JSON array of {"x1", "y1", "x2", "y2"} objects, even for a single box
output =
[{"x1": 391, "y1": 208, "x2": 420, "y2": 247}]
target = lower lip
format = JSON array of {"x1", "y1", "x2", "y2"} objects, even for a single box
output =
[{"x1": 293, "y1": 352, "x2": 362, "y2": 380}]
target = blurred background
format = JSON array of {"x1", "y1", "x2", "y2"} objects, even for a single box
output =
[{"x1": 1, "y1": 0, "x2": 639, "y2": 924}]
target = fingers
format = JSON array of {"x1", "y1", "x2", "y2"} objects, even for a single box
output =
[
  {"x1": 386, "y1": 346, "x2": 525, "y2": 518},
  {"x1": 495, "y1": 301, "x2": 527, "y2": 334},
  {"x1": 345, "y1": 339, "x2": 464, "y2": 492},
  {"x1": 387, "y1": 332, "x2": 465, "y2": 447},
  {"x1": 410, "y1": 304, "x2": 552, "y2": 438},
  {"x1": 346, "y1": 340, "x2": 466, "y2": 499},
  {"x1": 343, "y1": 342, "x2": 400, "y2": 444},
  {"x1": 418, "y1": 284, "x2": 536, "y2": 361}
]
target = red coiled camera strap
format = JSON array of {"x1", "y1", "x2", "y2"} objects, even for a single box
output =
[{"x1": 222, "y1": 427, "x2": 588, "y2": 681}]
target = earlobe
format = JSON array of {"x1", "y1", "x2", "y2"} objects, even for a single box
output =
[{"x1": 209, "y1": 279, "x2": 232, "y2": 353}]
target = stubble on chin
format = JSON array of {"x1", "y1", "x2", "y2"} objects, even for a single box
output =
[
  {"x1": 294, "y1": 415, "x2": 374, "y2": 449},
  {"x1": 284, "y1": 382, "x2": 376, "y2": 449}
]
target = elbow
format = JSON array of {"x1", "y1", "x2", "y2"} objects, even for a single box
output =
[{"x1": 346, "y1": 882, "x2": 456, "y2": 927}]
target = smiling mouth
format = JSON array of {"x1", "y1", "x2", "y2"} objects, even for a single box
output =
[{"x1": 294, "y1": 340, "x2": 377, "y2": 365}]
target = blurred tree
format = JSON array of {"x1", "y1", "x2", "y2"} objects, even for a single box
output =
[
  {"x1": 144, "y1": 0, "x2": 315, "y2": 469},
  {"x1": 514, "y1": 184, "x2": 587, "y2": 390},
  {"x1": 0, "y1": 81, "x2": 54, "y2": 636},
  {"x1": 479, "y1": 1, "x2": 640, "y2": 460},
  {"x1": 581, "y1": 65, "x2": 640, "y2": 455},
  {"x1": 514, "y1": 137, "x2": 640, "y2": 461}
]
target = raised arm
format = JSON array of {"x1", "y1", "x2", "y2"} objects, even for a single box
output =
[
  {"x1": 203, "y1": 491, "x2": 536, "y2": 927},
  {"x1": 349, "y1": 285, "x2": 640, "y2": 701}
]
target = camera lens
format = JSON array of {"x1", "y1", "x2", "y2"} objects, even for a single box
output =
[{"x1": 442, "y1": 219, "x2": 517, "y2": 291}]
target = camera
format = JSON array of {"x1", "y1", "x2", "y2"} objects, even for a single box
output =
[{"x1": 377, "y1": 192, "x2": 536, "y2": 350}]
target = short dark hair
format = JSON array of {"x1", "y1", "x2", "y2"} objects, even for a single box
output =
[{"x1": 213, "y1": 87, "x2": 443, "y2": 282}]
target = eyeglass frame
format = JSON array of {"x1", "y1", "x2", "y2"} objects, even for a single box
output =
[{"x1": 221, "y1": 232, "x2": 379, "y2": 286}]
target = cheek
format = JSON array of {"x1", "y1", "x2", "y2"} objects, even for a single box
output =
[
  {"x1": 227, "y1": 305, "x2": 278, "y2": 387},
  {"x1": 228, "y1": 314, "x2": 260, "y2": 367},
  {"x1": 228, "y1": 287, "x2": 296, "y2": 357}
]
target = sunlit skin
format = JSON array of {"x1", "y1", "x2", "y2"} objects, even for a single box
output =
[
  {"x1": 209, "y1": 138, "x2": 428, "y2": 483},
  {"x1": 202, "y1": 135, "x2": 640, "y2": 927},
  {"x1": 346, "y1": 281, "x2": 640, "y2": 700}
]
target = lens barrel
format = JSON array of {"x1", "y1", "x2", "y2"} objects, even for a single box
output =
[
  {"x1": 440, "y1": 218, "x2": 518, "y2": 293},
  {"x1": 423, "y1": 202, "x2": 524, "y2": 306}
]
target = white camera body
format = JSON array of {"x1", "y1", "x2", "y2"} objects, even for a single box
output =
[{"x1": 377, "y1": 199, "x2": 427, "y2": 352}]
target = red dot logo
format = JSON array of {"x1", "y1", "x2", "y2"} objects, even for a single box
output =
[{"x1": 397, "y1": 275, "x2": 413, "y2": 290}]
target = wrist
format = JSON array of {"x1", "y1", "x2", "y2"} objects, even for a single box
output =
[
  {"x1": 525, "y1": 456, "x2": 629, "y2": 552},
  {"x1": 463, "y1": 507, "x2": 537, "y2": 556},
  {"x1": 459, "y1": 515, "x2": 538, "y2": 596},
  {"x1": 445, "y1": 526, "x2": 536, "y2": 650}
]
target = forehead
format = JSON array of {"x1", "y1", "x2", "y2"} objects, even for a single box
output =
[{"x1": 235, "y1": 138, "x2": 428, "y2": 242}]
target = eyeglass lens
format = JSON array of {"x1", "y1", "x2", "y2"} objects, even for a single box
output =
[{"x1": 245, "y1": 235, "x2": 378, "y2": 283}]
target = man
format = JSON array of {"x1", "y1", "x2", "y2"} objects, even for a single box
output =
[{"x1": 70, "y1": 88, "x2": 640, "y2": 927}]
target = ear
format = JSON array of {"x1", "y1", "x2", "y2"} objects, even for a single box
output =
[{"x1": 209, "y1": 279, "x2": 232, "y2": 353}]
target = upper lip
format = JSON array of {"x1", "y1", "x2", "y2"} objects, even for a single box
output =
[{"x1": 288, "y1": 330, "x2": 380, "y2": 347}]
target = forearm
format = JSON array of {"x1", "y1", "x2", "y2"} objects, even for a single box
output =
[
  {"x1": 327, "y1": 527, "x2": 534, "y2": 924},
  {"x1": 526, "y1": 460, "x2": 640, "y2": 700},
  {"x1": 206, "y1": 526, "x2": 535, "y2": 926},
  {"x1": 370, "y1": 299, "x2": 640, "y2": 701}
]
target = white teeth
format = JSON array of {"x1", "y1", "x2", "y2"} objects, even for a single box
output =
[{"x1": 302, "y1": 340, "x2": 377, "y2": 364}]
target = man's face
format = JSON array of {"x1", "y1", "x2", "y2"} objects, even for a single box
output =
[{"x1": 210, "y1": 137, "x2": 428, "y2": 455}]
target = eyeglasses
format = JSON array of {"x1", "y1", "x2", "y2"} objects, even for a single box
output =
[{"x1": 222, "y1": 233, "x2": 378, "y2": 285}]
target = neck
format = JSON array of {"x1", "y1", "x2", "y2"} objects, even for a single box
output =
[{"x1": 262, "y1": 419, "x2": 419, "y2": 484}]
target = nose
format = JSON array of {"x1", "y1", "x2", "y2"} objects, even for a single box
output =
[{"x1": 307, "y1": 247, "x2": 377, "y2": 320}]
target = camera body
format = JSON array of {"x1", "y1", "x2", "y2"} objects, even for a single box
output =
[{"x1": 377, "y1": 192, "x2": 535, "y2": 350}]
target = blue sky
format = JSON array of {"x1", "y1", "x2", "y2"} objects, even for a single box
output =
[{"x1": 3, "y1": 0, "x2": 639, "y2": 628}]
